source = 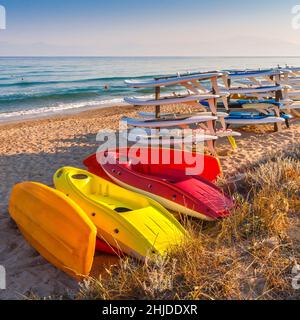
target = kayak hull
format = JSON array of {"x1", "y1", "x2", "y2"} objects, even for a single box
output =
[{"x1": 9, "y1": 182, "x2": 97, "y2": 278}]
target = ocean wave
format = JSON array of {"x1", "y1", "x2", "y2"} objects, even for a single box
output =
[
  {"x1": 0, "y1": 74, "x2": 156, "y2": 88},
  {"x1": 0, "y1": 90, "x2": 103, "y2": 103},
  {"x1": 0, "y1": 98, "x2": 126, "y2": 121},
  {"x1": 0, "y1": 89, "x2": 170, "y2": 120}
]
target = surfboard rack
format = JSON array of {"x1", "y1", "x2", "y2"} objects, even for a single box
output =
[
  {"x1": 221, "y1": 68, "x2": 296, "y2": 131},
  {"x1": 225, "y1": 66, "x2": 300, "y2": 121},
  {"x1": 124, "y1": 71, "x2": 242, "y2": 153}
]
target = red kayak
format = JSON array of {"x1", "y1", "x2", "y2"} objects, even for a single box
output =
[
  {"x1": 95, "y1": 238, "x2": 123, "y2": 256},
  {"x1": 84, "y1": 147, "x2": 233, "y2": 221}
]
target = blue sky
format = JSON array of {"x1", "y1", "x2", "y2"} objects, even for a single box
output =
[{"x1": 0, "y1": 0, "x2": 299, "y2": 55}]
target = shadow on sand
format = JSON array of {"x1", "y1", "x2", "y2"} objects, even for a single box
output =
[{"x1": 0, "y1": 132, "x2": 121, "y2": 299}]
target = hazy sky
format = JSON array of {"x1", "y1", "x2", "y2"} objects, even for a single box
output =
[{"x1": 0, "y1": 0, "x2": 300, "y2": 56}]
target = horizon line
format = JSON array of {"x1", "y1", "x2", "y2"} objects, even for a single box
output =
[{"x1": 1, "y1": 55, "x2": 300, "y2": 58}]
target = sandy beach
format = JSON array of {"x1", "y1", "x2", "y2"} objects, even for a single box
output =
[{"x1": 0, "y1": 105, "x2": 299, "y2": 299}]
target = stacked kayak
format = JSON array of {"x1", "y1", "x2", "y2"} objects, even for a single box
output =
[{"x1": 84, "y1": 148, "x2": 233, "y2": 221}]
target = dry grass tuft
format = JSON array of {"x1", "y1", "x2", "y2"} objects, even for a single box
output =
[
  {"x1": 217, "y1": 147, "x2": 300, "y2": 243},
  {"x1": 78, "y1": 237, "x2": 244, "y2": 300}
]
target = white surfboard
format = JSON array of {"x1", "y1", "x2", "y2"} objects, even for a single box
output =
[
  {"x1": 278, "y1": 99, "x2": 300, "y2": 109},
  {"x1": 279, "y1": 78, "x2": 300, "y2": 85},
  {"x1": 287, "y1": 91, "x2": 300, "y2": 98},
  {"x1": 123, "y1": 129, "x2": 218, "y2": 146},
  {"x1": 280, "y1": 99, "x2": 295, "y2": 110},
  {"x1": 280, "y1": 67, "x2": 300, "y2": 73},
  {"x1": 190, "y1": 128, "x2": 241, "y2": 138},
  {"x1": 136, "y1": 112, "x2": 241, "y2": 137},
  {"x1": 290, "y1": 85, "x2": 300, "y2": 90},
  {"x1": 228, "y1": 70, "x2": 282, "y2": 79},
  {"x1": 241, "y1": 103, "x2": 273, "y2": 109},
  {"x1": 124, "y1": 72, "x2": 224, "y2": 88},
  {"x1": 221, "y1": 85, "x2": 283, "y2": 95},
  {"x1": 241, "y1": 103, "x2": 283, "y2": 111},
  {"x1": 137, "y1": 111, "x2": 229, "y2": 119},
  {"x1": 279, "y1": 98, "x2": 294, "y2": 105},
  {"x1": 285, "y1": 103, "x2": 300, "y2": 110},
  {"x1": 215, "y1": 130, "x2": 242, "y2": 138},
  {"x1": 216, "y1": 104, "x2": 287, "y2": 114},
  {"x1": 225, "y1": 117, "x2": 285, "y2": 125},
  {"x1": 121, "y1": 115, "x2": 217, "y2": 128},
  {"x1": 235, "y1": 79, "x2": 277, "y2": 87},
  {"x1": 124, "y1": 94, "x2": 219, "y2": 107},
  {"x1": 234, "y1": 79, "x2": 258, "y2": 86}
]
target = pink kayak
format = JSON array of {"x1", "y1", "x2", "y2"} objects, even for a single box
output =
[{"x1": 84, "y1": 147, "x2": 233, "y2": 221}]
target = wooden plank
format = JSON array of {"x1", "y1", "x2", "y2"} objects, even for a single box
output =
[{"x1": 155, "y1": 86, "x2": 161, "y2": 119}]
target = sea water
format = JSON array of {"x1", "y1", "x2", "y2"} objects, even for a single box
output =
[{"x1": 0, "y1": 56, "x2": 300, "y2": 122}]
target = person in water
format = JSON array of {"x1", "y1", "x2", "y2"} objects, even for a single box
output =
[{"x1": 104, "y1": 84, "x2": 109, "y2": 90}]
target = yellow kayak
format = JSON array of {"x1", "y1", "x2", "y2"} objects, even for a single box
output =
[
  {"x1": 9, "y1": 182, "x2": 97, "y2": 278},
  {"x1": 54, "y1": 167, "x2": 186, "y2": 259}
]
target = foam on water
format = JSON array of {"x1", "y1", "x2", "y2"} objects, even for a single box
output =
[{"x1": 0, "y1": 98, "x2": 126, "y2": 123}]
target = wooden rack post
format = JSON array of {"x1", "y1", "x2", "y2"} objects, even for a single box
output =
[
  {"x1": 274, "y1": 89, "x2": 284, "y2": 131},
  {"x1": 155, "y1": 86, "x2": 161, "y2": 119},
  {"x1": 227, "y1": 78, "x2": 231, "y2": 106},
  {"x1": 210, "y1": 78, "x2": 218, "y2": 151}
]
